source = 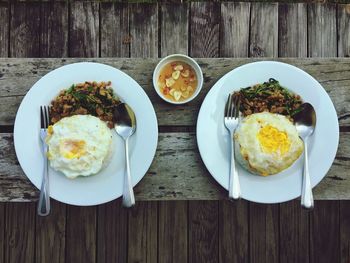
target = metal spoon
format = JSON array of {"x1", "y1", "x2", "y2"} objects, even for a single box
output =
[
  {"x1": 114, "y1": 103, "x2": 136, "y2": 207},
  {"x1": 294, "y1": 103, "x2": 317, "y2": 210}
]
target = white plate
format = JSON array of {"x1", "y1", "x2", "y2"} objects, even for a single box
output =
[
  {"x1": 14, "y1": 62, "x2": 158, "y2": 206},
  {"x1": 197, "y1": 61, "x2": 339, "y2": 204}
]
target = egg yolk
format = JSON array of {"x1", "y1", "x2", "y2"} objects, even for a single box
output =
[
  {"x1": 257, "y1": 125, "x2": 291, "y2": 155},
  {"x1": 60, "y1": 139, "x2": 86, "y2": 159}
]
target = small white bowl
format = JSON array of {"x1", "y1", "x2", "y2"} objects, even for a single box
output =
[{"x1": 153, "y1": 54, "x2": 203, "y2": 104}]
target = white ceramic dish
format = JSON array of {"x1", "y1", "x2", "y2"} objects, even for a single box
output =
[
  {"x1": 14, "y1": 62, "x2": 158, "y2": 206},
  {"x1": 153, "y1": 54, "x2": 203, "y2": 104},
  {"x1": 197, "y1": 61, "x2": 339, "y2": 204}
]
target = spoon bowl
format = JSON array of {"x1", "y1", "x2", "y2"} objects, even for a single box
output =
[
  {"x1": 293, "y1": 103, "x2": 316, "y2": 210},
  {"x1": 114, "y1": 103, "x2": 136, "y2": 207}
]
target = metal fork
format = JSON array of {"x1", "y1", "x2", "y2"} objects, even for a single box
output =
[
  {"x1": 224, "y1": 94, "x2": 241, "y2": 200},
  {"x1": 38, "y1": 106, "x2": 50, "y2": 216}
]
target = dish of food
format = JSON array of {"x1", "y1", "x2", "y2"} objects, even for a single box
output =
[
  {"x1": 46, "y1": 115, "x2": 113, "y2": 179},
  {"x1": 14, "y1": 62, "x2": 158, "y2": 206},
  {"x1": 197, "y1": 61, "x2": 339, "y2": 203},
  {"x1": 157, "y1": 61, "x2": 198, "y2": 102},
  {"x1": 153, "y1": 54, "x2": 203, "y2": 104}
]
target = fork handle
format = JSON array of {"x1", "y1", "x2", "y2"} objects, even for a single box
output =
[
  {"x1": 37, "y1": 144, "x2": 50, "y2": 216},
  {"x1": 229, "y1": 131, "x2": 241, "y2": 200}
]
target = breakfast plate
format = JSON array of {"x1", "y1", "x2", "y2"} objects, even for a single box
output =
[
  {"x1": 197, "y1": 61, "x2": 339, "y2": 203},
  {"x1": 14, "y1": 62, "x2": 158, "y2": 206}
]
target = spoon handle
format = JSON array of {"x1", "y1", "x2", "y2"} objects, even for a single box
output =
[
  {"x1": 301, "y1": 137, "x2": 314, "y2": 210},
  {"x1": 122, "y1": 137, "x2": 135, "y2": 207}
]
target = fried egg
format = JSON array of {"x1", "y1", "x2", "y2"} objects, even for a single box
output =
[
  {"x1": 46, "y1": 115, "x2": 113, "y2": 179},
  {"x1": 234, "y1": 112, "x2": 303, "y2": 176}
]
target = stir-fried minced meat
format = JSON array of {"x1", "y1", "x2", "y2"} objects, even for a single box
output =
[
  {"x1": 50, "y1": 81, "x2": 120, "y2": 128},
  {"x1": 232, "y1": 78, "x2": 303, "y2": 121}
]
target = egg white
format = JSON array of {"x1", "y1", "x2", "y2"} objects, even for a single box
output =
[
  {"x1": 234, "y1": 112, "x2": 303, "y2": 176},
  {"x1": 46, "y1": 115, "x2": 113, "y2": 179}
]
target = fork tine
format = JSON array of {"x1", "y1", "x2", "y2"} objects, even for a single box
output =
[
  {"x1": 234, "y1": 96, "x2": 240, "y2": 118},
  {"x1": 229, "y1": 94, "x2": 235, "y2": 118},
  {"x1": 225, "y1": 93, "x2": 232, "y2": 117},
  {"x1": 44, "y1": 106, "x2": 50, "y2": 128}
]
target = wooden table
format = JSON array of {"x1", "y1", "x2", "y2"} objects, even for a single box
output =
[
  {"x1": 1, "y1": 57, "x2": 350, "y2": 202},
  {"x1": 0, "y1": 2, "x2": 350, "y2": 263}
]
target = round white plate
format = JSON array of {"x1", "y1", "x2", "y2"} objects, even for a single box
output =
[
  {"x1": 14, "y1": 62, "x2": 158, "y2": 206},
  {"x1": 197, "y1": 61, "x2": 339, "y2": 203}
]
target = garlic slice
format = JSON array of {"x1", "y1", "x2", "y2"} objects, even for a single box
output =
[
  {"x1": 173, "y1": 91, "x2": 182, "y2": 101},
  {"x1": 180, "y1": 86, "x2": 187, "y2": 91},
  {"x1": 172, "y1": 70, "x2": 180, "y2": 80},
  {"x1": 169, "y1": 88, "x2": 175, "y2": 96},
  {"x1": 181, "y1": 69, "x2": 190, "y2": 77},
  {"x1": 182, "y1": 91, "x2": 190, "y2": 98},
  {"x1": 166, "y1": 77, "x2": 175, "y2": 87},
  {"x1": 174, "y1": 64, "x2": 183, "y2": 71}
]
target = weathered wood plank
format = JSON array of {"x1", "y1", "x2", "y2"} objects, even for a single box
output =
[
  {"x1": 338, "y1": 4, "x2": 350, "y2": 58},
  {"x1": 0, "y1": 58, "x2": 349, "y2": 126},
  {"x1": 66, "y1": 206, "x2": 97, "y2": 263},
  {"x1": 0, "y1": 3, "x2": 8, "y2": 57},
  {"x1": 249, "y1": 204, "x2": 280, "y2": 263},
  {"x1": 340, "y1": 201, "x2": 350, "y2": 263},
  {"x1": 190, "y1": 2, "x2": 220, "y2": 58},
  {"x1": 249, "y1": 3, "x2": 278, "y2": 57},
  {"x1": 4, "y1": 203, "x2": 35, "y2": 263},
  {"x1": 97, "y1": 200, "x2": 127, "y2": 263},
  {"x1": 278, "y1": 3, "x2": 307, "y2": 57},
  {"x1": 218, "y1": 200, "x2": 249, "y2": 263},
  {"x1": 310, "y1": 201, "x2": 340, "y2": 263},
  {"x1": 35, "y1": 200, "x2": 66, "y2": 263},
  {"x1": 160, "y1": 3, "x2": 189, "y2": 56},
  {"x1": 308, "y1": 4, "x2": 337, "y2": 57},
  {"x1": 220, "y1": 2, "x2": 250, "y2": 57},
  {"x1": 69, "y1": 2, "x2": 99, "y2": 57},
  {"x1": 0, "y1": 204, "x2": 4, "y2": 263},
  {"x1": 189, "y1": 201, "x2": 218, "y2": 263},
  {"x1": 128, "y1": 202, "x2": 158, "y2": 263},
  {"x1": 40, "y1": 2, "x2": 68, "y2": 57},
  {"x1": 158, "y1": 201, "x2": 188, "y2": 263},
  {"x1": 129, "y1": 4, "x2": 158, "y2": 58},
  {"x1": 100, "y1": 3, "x2": 129, "y2": 57},
  {"x1": 279, "y1": 201, "x2": 309, "y2": 263},
  {"x1": 0, "y1": 131, "x2": 350, "y2": 201},
  {"x1": 10, "y1": 2, "x2": 41, "y2": 57}
]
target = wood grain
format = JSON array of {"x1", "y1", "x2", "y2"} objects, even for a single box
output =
[
  {"x1": 66, "y1": 206, "x2": 97, "y2": 263},
  {"x1": 189, "y1": 201, "x2": 218, "y2": 263},
  {"x1": 310, "y1": 201, "x2": 340, "y2": 263},
  {"x1": 129, "y1": 4, "x2": 158, "y2": 58},
  {"x1": 308, "y1": 4, "x2": 337, "y2": 57},
  {"x1": 100, "y1": 3, "x2": 129, "y2": 57},
  {"x1": 159, "y1": 201, "x2": 188, "y2": 263},
  {"x1": 278, "y1": 3, "x2": 307, "y2": 57},
  {"x1": 97, "y1": 200, "x2": 127, "y2": 263},
  {"x1": 340, "y1": 201, "x2": 350, "y2": 263},
  {"x1": 220, "y1": 2, "x2": 250, "y2": 57},
  {"x1": 160, "y1": 3, "x2": 189, "y2": 56},
  {"x1": 4, "y1": 203, "x2": 35, "y2": 263},
  {"x1": 249, "y1": 3, "x2": 278, "y2": 57},
  {"x1": 190, "y1": 2, "x2": 220, "y2": 58},
  {"x1": 219, "y1": 200, "x2": 249, "y2": 263},
  {"x1": 10, "y1": 2, "x2": 41, "y2": 57},
  {"x1": 36, "y1": 201, "x2": 66, "y2": 263},
  {"x1": 69, "y1": 2, "x2": 99, "y2": 57},
  {"x1": 279, "y1": 201, "x2": 309, "y2": 263},
  {"x1": 128, "y1": 202, "x2": 158, "y2": 263},
  {"x1": 338, "y1": 4, "x2": 350, "y2": 58},
  {"x1": 0, "y1": 3, "x2": 8, "y2": 57},
  {"x1": 0, "y1": 203, "x2": 4, "y2": 263},
  {"x1": 40, "y1": 2, "x2": 68, "y2": 57}
]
